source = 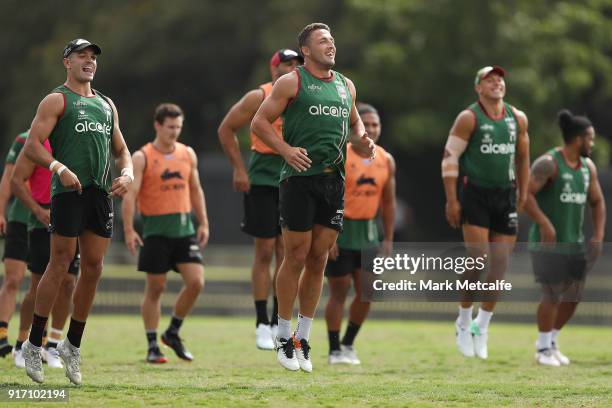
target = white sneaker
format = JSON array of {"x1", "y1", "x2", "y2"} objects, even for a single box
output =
[
  {"x1": 551, "y1": 343, "x2": 570, "y2": 365},
  {"x1": 535, "y1": 349, "x2": 561, "y2": 367},
  {"x1": 341, "y1": 344, "x2": 361, "y2": 365},
  {"x1": 270, "y1": 325, "x2": 278, "y2": 342},
  {"x1": 294, "y1": 338, "x2": 312, "y2": 373},
  {"x1": 255, "y1": 324, "x2": 275, "y2": 350},
  {"x1": 455, "y1": 320, "x2": 475, "y2": 357},
  {"x1": 470, "y1": 321, "x2": 488, "y2": 359},
  {"x1": 57, "y1": 340, "x2": 82, "y2": 385},
  {"x1": 22, "y1": 340, "x2": 44, "y2": 383},
  {"x1": 328, "y1": 350, "x2": 351, "y2": 365},
  {"x1": 275, "y1": 337, "x2": 299, "y2": 371},
  {"x1": 13, "y1": 348, "x2": 25, "y2": 369},
  {"x1": 45, "y1": 347, "x2": 63, "y2": 369}
]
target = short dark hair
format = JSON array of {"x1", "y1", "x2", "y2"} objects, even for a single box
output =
[
  {"x1": 557, "y1": 109, "x2": 592, "y2": 143},
  {"x1": 154, "y1": 103, "x2": 184, "y2": 124},
  {"x1": 357, "y1": 103, "x2": 378, "y2": 117},
  {"x1": 297, "y1": 23, "x2": 331, "y2": 55}
]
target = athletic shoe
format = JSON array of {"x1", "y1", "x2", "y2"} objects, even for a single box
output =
[
  {"x1": 341, "y1": 344, "x2": 361, "y2": 365},
  {"x1": 13, "y1": 348, "x2": 25, "y2": 368},
  {"x1": 45, "y1": 347, "x2": 63, "y2": 369},
  {"x1": 146, "y1": 347, "x2": 168, "y2": 364},
  {"x1": 328, "y1": 350, "x2": 351, "y2": 365},
  {"x1": 455, "y1": 320, "x2": 475, "y2": 357},
  {"x1": 57, "y1": 339, "x2": 82, "y2": 385},
  {"x1": 470, "y1": 321, "x2": 488, "y2": 359},
  {"x1": 294, "y1": 338, "x2": 312, "y2": 373},
  {"x1": 551, "y1": 342, "x2": 570, "y2": 366},
  {"x1": 255, "y1": 323, "x2": 275, "y2": 350},
  {"x1": 161, "y1": 331, "x2": 193, "y2": 361},
  {"x1": 22, "y1": 340, "x2": 44, "y2": 383},
  {"x1": 535, "y1": 348, "x2": 561, "y2": 367},
  {"x1": 0, "y1": 338, "x2": 12, "y2": 357},
  {"x1": 270, "y1": 325, "x2": 278, "y2": 342},
  {"x1": 275, "y1": 337, "x2": 299, "y2": 371}
]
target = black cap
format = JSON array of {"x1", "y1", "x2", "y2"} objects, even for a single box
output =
[
  {"x1": 62, "y1": 39, "x2": 102, "y2": 58},
  {"x1": 270, "y1": 49, "x2": 303, "y2": 67}
]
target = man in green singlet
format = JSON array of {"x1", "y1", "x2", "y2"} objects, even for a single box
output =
[
  {"x1": 252, "y1": 22, "x2": 375, "y2": 373},
  {"x1": 218, "y1": 49, "x2": 302, "y2": 350},
  {"x1": 21, "y1": 39, "x2": 133, "y2": 385},
  {"x1": 525, "y1": 109, "x2": 605, "y2": 367},
  {"x1": 441, "y1": 66, "x2": 530, "y2": 360}
]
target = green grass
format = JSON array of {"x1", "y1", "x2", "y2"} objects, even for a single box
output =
[{"x1": 0, "y1": 316, "x2": 611, "y2": 407}]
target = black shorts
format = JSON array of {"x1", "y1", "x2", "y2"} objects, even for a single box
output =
[
  {"x1": 50, "y1": 186, "x2": 113, "y2": 238},
  {"x1": 279, "y1": 173, "x2": 344, "y2": 232},
  {"x1": 137, "y1": 235, "x2": 203, "y2": 274},
  {"x1": 531, "y1": 251, "x2": 587, "y2": 285},
  {"x1": 241, "y1": 185, "x2": 281, "y2": 239},
  {"x1": 27, "y1": 228, "x2": 79, "y2": 275},
  {"x1": 325, "y1": 247, "x2": 378, "y2": 278},
  {"x1": 3, "y1": 221, "x2": 28, "y2": 262},
  {"x1": 460, "y1": 182, "x2": 517, "y2": 235}
]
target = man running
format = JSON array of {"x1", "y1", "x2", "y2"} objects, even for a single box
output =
[
  {"x1": 324, "y1": 103, "x2": 395, "y2": 365},
  {"x1": 0, "y1": 132, "x2": 31, "y2": 357},
  {"x1": 218, "y1": 49, "x2": 302, "y2": 350},
  {"x1": 11, "y1": 143, "x2": 80, "y2": 369},
  {"x1": 441, "y1": 66, "x2": 530, "y2": 359},
  {"x1": 123, "y1": 103, "x2": 208, "y2": 364},
  {"x1": 525, "y1": 109, "x2": 605, "y2": 366},
  {"x1": 252, "y1": 22, "x2": 374, "y2": 373},
  {"x1": 21, "y1": 38, "x2": 133, "y2": 385}
]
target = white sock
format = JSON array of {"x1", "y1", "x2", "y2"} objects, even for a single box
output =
[
  {"x1": 277, "y1": 316, "x2": 292, "y2": 340},
  {"x1": 458, "y1": 306, "x2": 473, "y2": 328},
  {"x1": 295, "y1": 314, "x2": 313, "y2": 341},
  {"x1": 537, "y1": 331, "x2": 552, "y2": 351},
  {"x1": 551, "y1": 329, "x2": 560, "y2": 346},
  {"x1": 475, "y1": 308, "x2": 493, "y2": 332}
]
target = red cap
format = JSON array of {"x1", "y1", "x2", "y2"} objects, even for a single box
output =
[{"x1": 270, "y1": 49, "x2": 303, "y2": 67}]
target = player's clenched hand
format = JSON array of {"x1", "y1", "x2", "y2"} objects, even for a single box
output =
[
  {"x1": 111, "y1": 175, "x2": 132, "y2": 197},
  {"x1": 35, "y1": 207, "x2": 50, "y2": 226},
  {"x1": 124, "y1": 229, "x2": 143, "y2": 256},
  {"x1": 445, "y1": 200, "x2": 462, "y2": 229},
  {"x1": 359, "y1": 134, "x2": 376, "y2": 160},
  {"x1": 233, "y1": 168, "x2": 250, "y2": 192},
  {"x1": 281, "y1": 146, "x2": 311, "y2": 172},
  {"x1": 328, "y1": 243, "x2": 339, "y2": 261},
  {"x1": 59, "y1": 168, "x2": 82, "y2": 194},
  {"x1": 197, "y1": 224, "x2": 209, "y2": 248},
  {"x1": 539, "y1": 219, "x2": 556, "y2": 243}
]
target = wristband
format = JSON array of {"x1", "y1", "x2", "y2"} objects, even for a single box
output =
[
  {"x1": 57, "y1": 165, "x2": 67, "y2": 176},
  {"x1": 121, "y1": 167, "x2": 134, "y2": 182},
  {"x1": 48, "y1": 160, "x2": 60, "y2": 171}
]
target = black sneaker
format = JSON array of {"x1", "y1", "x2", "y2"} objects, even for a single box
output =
[
  {"x1": 161, "y1": 331, "x2": 193, "y2": 361},
  {"x1": 146, "y1": 347, "x2": 168, "y2": 364},
  {"x1": 0, "y1": 338, "x2": 13, "y2": 358}
]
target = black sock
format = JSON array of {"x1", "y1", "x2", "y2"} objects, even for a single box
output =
[
  {"x1": 271, "y1": 297, "x2": 279, "y2": 326},
  {"x1": 29, "y1": 314, "x2": 48, "y2": 347},
  {"x1": 67, "y1": 318, "x2": 86, "y2": 348},
  {"x1": 146, "y1": 331, "x2": 157, "y2": 349},
  {"x1": 255, "y1": 300, "x2": 269, "y2": 326},
  {"x1": 15, "y1": 340, "x2": 24, "y2": 351},
  {"x1": 328, "y1": 330, "x2": 340, "y2": 353},
  {"x1": 47, "y1": 340, "x2": 58, "y2": 349},
  {"x1": 341, "y1": 321, "x2": 361, "y2": 346},
  {"x1": 167, "y1": 316, "x2": 183, "y2": 336}
]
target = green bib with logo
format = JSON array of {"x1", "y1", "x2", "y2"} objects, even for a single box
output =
[
  {"x1": 529, "y1": 149, "x2": 589, "y2": 253},
  {"x1": 460, "y1": 102, "x2": 517, "y2": 188},
  {"x1": 280, "y1": 66, "x2": 352, "y2": 181},
  {"x1": 49, "y1": 85, "x2": 114, "y2": 197}
]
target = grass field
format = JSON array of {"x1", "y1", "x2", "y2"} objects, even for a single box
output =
[{"x1": 0, "y1": 316, "x2": 611, "y2": 407}]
